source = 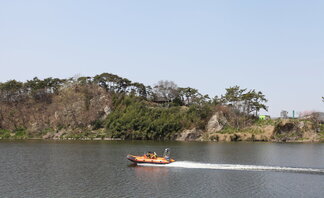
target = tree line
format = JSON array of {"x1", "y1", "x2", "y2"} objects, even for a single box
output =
[
  {"x1": 0, "y1": 72, "x2": 268, "y2": 140},
  {"x1": 0, "y1": 73, "x2": 268, "y2": 115}
]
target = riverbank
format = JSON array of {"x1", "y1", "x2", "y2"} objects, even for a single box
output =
[
  {"x1": 1, "y1": 119, "x2": 323, "y2": 143},
  {"x1": 175, "y1": 117, "x2": 324, "y2": 142}
]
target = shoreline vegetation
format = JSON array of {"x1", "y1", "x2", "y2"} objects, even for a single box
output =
[{"x1": 0, "y1": 73, "x2": 323, "y2": 142}]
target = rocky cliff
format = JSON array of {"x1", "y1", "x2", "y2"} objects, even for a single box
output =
[
  {"x1": 0, "y1": 84, "x2": 111, "y2": 139},
  {"x1": 176, "y1": 112, "x2": 323, "y2": 142}
]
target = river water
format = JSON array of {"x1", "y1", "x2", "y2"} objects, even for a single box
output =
[{"x1": 0, "y1": 140, "x2": 323, "y2": 197}]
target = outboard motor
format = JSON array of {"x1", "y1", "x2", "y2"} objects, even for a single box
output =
[{"x1": 163, "y1": 148, "x2": 171, "y2": 161}]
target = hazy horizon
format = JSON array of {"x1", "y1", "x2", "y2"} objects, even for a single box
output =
[{"x1": 1, "y1": 0, "x2": 323, "y2": 116}]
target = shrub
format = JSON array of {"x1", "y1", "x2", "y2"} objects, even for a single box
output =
[{"x1": 105, "y1": 96, "x2": 213, "y2": 140}]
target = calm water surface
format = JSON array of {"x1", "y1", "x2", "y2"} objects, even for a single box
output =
[{"x1": 0, "y1": 140, "x2": 323, "y2": 198}]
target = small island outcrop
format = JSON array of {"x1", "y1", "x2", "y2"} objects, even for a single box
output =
[{"x1": 0, "y1": 73, "x2": 323, "y2": 142}]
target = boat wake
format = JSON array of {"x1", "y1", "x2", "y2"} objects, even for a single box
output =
[{"x1": 138, "y1": 161, "x2": 324, "y2": 174}]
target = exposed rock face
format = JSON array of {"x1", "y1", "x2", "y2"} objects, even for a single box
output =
[
  {"x1": 51, "y1": 85, "x2": 111, "y2": 129},
  {"x1": 208, "y1": 132, "x2": 271, "y2": 142},
  {"x1": 104, "y1": 106, "x2": 111, "y2": 116},
  {"x1": 42, "y1": 130, "x2": 66, "y2": 139},
  {"x1": 206, "y1": 112, "x2": 227, "y2": 132},
  {"x1": 274, "y1": 120, "x2": 318, "y2": 142},
  {"x1": 176, "y1": 128, "x2": 203, "y2": 141},
  {"x1": 175, "y1": 113, "x2": 321, "y2": 142},
  {"x1": 0, "y1": 84, "x2": 112, "y2": 133}
]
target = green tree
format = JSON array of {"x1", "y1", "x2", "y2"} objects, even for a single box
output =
[
  {"x1": 212, "y1": 95, "x2": 224, "y2": 105},
  {"x1": 93, "y1": 73, "x2": 115, "y2": 91},
  {"x1": 130, "y1": 82, "x2": 147, "y2": 98},
  {"x1": 241, "y1": 90, "x2": 268, "y2": 116},
  {"x1": 222, "y1": 86, "x2": 246, "y2": 109},
  {"x1": 77, "y1": 76, "x2": 93, "y2": 85},
  {"x1": 25, "y1": 77, "x2": 64, "y2": 102},
  {"x1": 222, "y1": 86, "x2": 267, "y2": 116},
  {"x1": 0, "y1": 80, "x2": 25, "y2": 103},
  {"x1": 93, "y1": 73, "x2": 132, "y2": 94},
  {"x1": 178, "y1": 87, "x2": 199, "y2": 105}
]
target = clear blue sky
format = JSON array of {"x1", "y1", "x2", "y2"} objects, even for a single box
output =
[{"x1": 0, "y1": 0, "x2": 323, "y2": 116}]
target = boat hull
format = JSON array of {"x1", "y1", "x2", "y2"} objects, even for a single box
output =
[{"x1": 127, "y1": 154, "x2": 175, "y2": 164}]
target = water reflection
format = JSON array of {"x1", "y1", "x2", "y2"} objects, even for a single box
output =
[{"x1": 132, "y1": 165, "x2": 170, "y2": 180}]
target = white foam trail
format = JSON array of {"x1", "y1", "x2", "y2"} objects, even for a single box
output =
[{"x1": 138, "y1": 161, "x2": 324, "y2": 174}]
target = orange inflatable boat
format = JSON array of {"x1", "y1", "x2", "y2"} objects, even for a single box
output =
[{"x1": 127, "y1": 148, "x2": 175, "y2": 164}]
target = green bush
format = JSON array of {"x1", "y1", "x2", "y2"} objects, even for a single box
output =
[
  {"x1": 91, "y1": 120, "x2": 104, "y2": 130},
  {"x1": 0, "y1": 129, "x2": 11, "y2": 139},
  {"x1": 254, "y1": 119, "x2": 277, "y2": 126},
  {"x1": 13, "y1": 128, "x2": 27, "y2": 139},
  {"x1": 105, "y1": 96, "x2": 213, "y2": 140}
]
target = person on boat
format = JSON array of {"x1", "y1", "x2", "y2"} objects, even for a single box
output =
[
  {"x1": 145, "y1": 151, "x2": 157, "y2": 159},
  {"x1": 145, "y1": 152, "x2": 152, "y2": 158},
  {"x1": 152, "y1": 152, "x2": 157, "y2": 159}
]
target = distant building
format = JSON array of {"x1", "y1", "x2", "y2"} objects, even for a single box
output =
[
  {"x1": 259, "y1": 115, "x2": 271, "y2": 120},
  {"x1": 280, "y1": 110, "x2": 288, "y2": 119},
  {"x1": 152, "y1": 97, "x2": 172, "y2": 104}
]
